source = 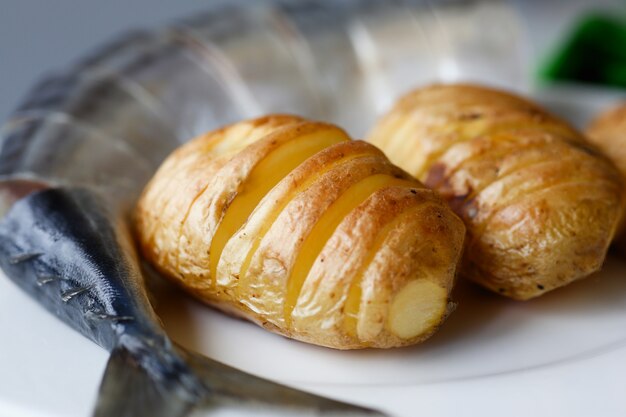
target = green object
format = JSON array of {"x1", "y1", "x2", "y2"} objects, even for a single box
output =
[{"x1": 539, "y1": 13, "x2": 626, "y2": 88}]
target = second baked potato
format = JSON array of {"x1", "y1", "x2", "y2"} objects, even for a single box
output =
[
  {"x1": 368, "y1": 84, "x2": 625, "y2": 300},
  {"x1": 136, "y1": 115, "x2": 465, "y2": 349}
]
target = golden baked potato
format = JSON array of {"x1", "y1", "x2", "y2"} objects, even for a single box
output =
[
  {"x1": 587, "y1": 102, "x2": 626, "y2": 244},
  {"x1": 367, "y1": 84, "x2": 625, "y2": 300},
  {"x1": 136, "y1": 115, "x2": 465, "y2": 349}
]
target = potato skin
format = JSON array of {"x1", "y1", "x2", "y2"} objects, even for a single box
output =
[
  {"x1": 586, "y1": 102, "x2": 626, "y2": 244},
  {"x1": 292, "y1": 188, "x2": 462, "y2": 348},
  {"x1": 136, "y1": 115, "x2": 465, "y2": 349},
  {"x1": 136, "y1": 114, "x2": 304, "y2": 285},
  {"x1": 368, "y1": 84, "x2": 625, "y2": 300}
]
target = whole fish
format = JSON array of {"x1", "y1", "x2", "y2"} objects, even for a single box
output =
[
  {"x1": 0, "y1": 1, "x2": 523, "y2": 416},
  {"x1": 0, "y1": 185, "x2": 384, "y2": 417}
]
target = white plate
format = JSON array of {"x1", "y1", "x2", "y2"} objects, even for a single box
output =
[{"x1": 1, "y1": 86, "x2": 626, "y2": 417}]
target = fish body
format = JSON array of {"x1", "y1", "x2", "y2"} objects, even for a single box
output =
[
  {"x1": 0, "y1": 187, "x2": 203, "y2": 415},
  {"x1": 0, "y1": 186, "x2": 382, "y2": 416}
]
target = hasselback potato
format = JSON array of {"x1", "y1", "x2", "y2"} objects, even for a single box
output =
[
  {"x1": 368, "y1": 84, "x2": 625, "y2": 300},
  {"x1": 136, "y1": 115, "x2": 465, "y2": 349}
]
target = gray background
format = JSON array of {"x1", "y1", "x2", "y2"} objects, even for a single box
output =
[{"x1": 0, "y1": 0, "x2": 622, "y2": 122}]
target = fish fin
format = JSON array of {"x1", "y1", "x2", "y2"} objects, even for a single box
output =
[
  {"x1": 178, "y1": 345, "x2": 387, "y2": 416},
  {"x1": 93, "y1": 345, "x2": 197, "y2": 417}
]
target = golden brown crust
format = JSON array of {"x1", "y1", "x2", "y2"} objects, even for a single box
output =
[
  {"x1": 368, "y1": 84, "x2": 625, "y2": 300},
  {"x1": 292, "y1": 186, "x2": 464, "y2": 348},
  {"x1": 217, "y1": 140, "x2": 384, "y2": 291},
  {"x1": 135, "y1": 115, "x2": 305, "y2": 285},
  {"x1": 586, "y1": 102, "x2": 626, "y2": 243},
  {"x1": 587, "y1": 103, "x2": 626, "y2": 171},
  {"x1": 356, "y1": 204, "x2": 461, "y2": 344},
  {"x1": 136, "y1": 115, "x2": 465, "y2": 349},
  {"x1": 227, "y1": 155, "x2": 400, "y2": 324}
]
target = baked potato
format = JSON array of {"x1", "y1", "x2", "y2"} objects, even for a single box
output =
[
  {"x1": 136, "y1": 115, "x2": 465, "y2": 349},
  {"x1": 367, "y1": 84, "x2": 625, "y2": 300},
  {"x1": 587, "y1": 102, "x2": 626, "y2": 244}
]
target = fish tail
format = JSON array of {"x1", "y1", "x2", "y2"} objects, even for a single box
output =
[
  {"x1": 95, "y1": 343, "x2": 386, "y2": 417},
  {"x1": 176, "y1": 345, "x2": 386, "y2": 416},
  {"x1": 93, "y1": 343, "x2": 202, "y2": 417}
]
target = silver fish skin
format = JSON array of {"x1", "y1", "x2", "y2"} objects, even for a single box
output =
[
  {"x1": 0, "y1": 186, "x2": 385, "y2": 417},
  {"x1": 0, "y1": 187, "x2": 203, "y2": 416}
]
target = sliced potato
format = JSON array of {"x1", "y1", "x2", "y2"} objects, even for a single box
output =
[
  {"x1": 136, "y1": 115, "x2": 465, "y2": 349},
  {"x1": 368, "y1": 84, "x2": 625, "y2": 300}
]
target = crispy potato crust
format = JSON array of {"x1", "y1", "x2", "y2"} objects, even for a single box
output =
[
  {"x1": 368, "y1": 84, "x2": 625, "y2": 300},
  {"x1": 587, "y1": 102, "x2": 626, "y2": 245},
  {"x1": 136, "y1": 115, "x2": 465, "y2": 349}
]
